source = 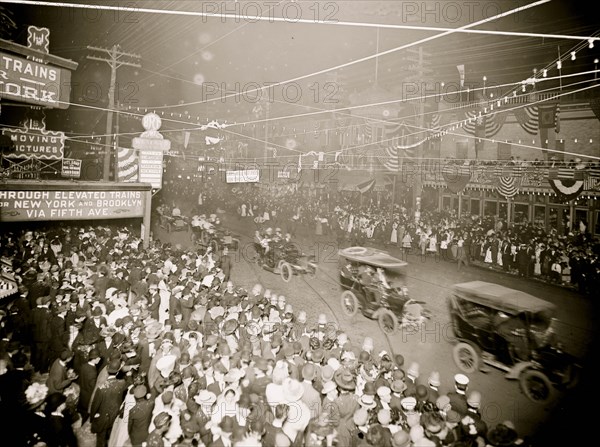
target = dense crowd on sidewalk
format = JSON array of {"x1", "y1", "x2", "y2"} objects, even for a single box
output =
[
  {"x1": 0, "y1": 218, "x2": 532, "y2": 447},
  {"x1": 183, "y1": 182, "x2": 598, "y2": 295}
]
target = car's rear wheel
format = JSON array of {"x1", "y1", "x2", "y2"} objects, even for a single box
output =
[
  {"x1": 520, "y1": 368, "x2": 553, "y2": 404},
  {"x1": 378, "y1": 309, "x2": 398, "y2": 335},
  {"x1": 340, "y1": 290, "x2": 359, "y2": 317},
  {"x1": 452, "y1": 342, "x2": 480, "y2": 374},
  {"x1": 280, "y1": 262, "x2": 293, "y2": 282}
]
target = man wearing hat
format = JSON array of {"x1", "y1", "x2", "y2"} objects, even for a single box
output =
[
  {"x1": 30, "y1": 295, "x2": 53, "y2": 373},
  {"x1": 447, "y1": 374, "x2": 469, "y2": 417},
  {"x1": 90, "y1": 358, "x2": 128, "y2": 447},
  {"x1": 148, "y1": 333, "x2": 180, "y2": 391},
  {"x1": 128, "y1": 385, "x2": 155, "y2": 446},
  {"x1": 78, "y1": 348, "x2": 101, "y2": 424},
  {"x1": 281, "y1": 378, "x2": 311, "y2": 444},
  {"x1": 146, "y1": 412, "x2": 172, "y2": 447},
  {"x1": 300, "y1": 362, "x2": 322, "y2": 422},
  {"x1": 47, "y1": 302, "x2": 70, "y2": 367},
  {"x1": 426, "y1": 371, "x2": 441, "y2": 403}
]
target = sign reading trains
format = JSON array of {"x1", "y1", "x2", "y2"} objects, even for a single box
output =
[
  {"x1": 0, "y1": 190, "x2": 144, "y2": 221},
  {"x1": 0, "y1": 51, "x2": 72, "y2": 109}
]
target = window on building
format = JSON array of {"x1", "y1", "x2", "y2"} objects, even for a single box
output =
[
  {"x1": 484, "y1": 200, "x2": 497, "y2": 216},
  {"x1": 443, "y1": 196, "x2": 451, "y2": 211},
  {"x1": 534, "y1": 205, "x2": 545, "y2": 226},
  {"x1": 575, "y1": 209, "x2": 588, "y2": 231},
  {"x1": 499, "y1": 201, "x2": 508, "y2": 219},
  {"x1": 470, "y1": 199, "x2": 480, "y2": 215},
  {"x1": 514, "y1": 203, "x2": 529, "y2": 223}
]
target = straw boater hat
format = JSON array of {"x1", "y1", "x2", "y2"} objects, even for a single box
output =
[
  {"x1": 334, "y1": 367, "x2": 356, "y2": 391},
  {"x1": 156, "y1": 355, "x2": 177, "y2": 378},
  {"x1": 282, "y1": 378, "x2": 304, "y2": 403},
  {"x1": 194, "y1": 390, "x2": 217, "y2": 406}
]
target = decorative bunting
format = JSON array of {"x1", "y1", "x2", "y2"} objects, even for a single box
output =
[
  {"x1": 513, "y1": 106, "x2": 538, "y2": 135},
  {"x1": 463, "y1": 110, "x2": 507, "y2": 138},
  {"x1": 117, "y1": 147, "x2": 138, "y2": 182},
  {"x1": 548, "y1": 178, "x2": 584, "y2": 201},
  {"x1": 590, "y1": 96, "x2": 600, "y2": 122},
  {"x1": 442, "y1": 165, "x2": 471, "y2": 194},
  {"x1": 496, "y1": 176, "x2": 522, "y2": 198}
]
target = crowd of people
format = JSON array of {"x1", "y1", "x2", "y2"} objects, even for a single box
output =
[
  {"x1": 0, "y1": 219, "x2": 531, "y2": 447},
  {"x1": 213, "y1": 184, "x2": 598, "y2": 295}
]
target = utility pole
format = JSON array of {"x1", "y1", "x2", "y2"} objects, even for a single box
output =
[
  {"x1": 404, "y1": 46, "x2": 432, "y2": 222},
  {"x1": 87, "y1": 45, "x2": 140, "y2": 181}
]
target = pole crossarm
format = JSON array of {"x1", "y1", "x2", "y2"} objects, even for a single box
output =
[{"x1": 86, "y1": 45, "x2": 141, "y2": 181}]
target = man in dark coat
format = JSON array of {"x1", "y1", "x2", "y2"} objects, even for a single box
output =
[
  {"x1": 78, "y1": 348, "x2": 101, "y2": 424},
  {"x1": 48, "y1": 305, "x2": 69, "y2": 367},
  {"x1": 219, "y1": 246, "x2": 234, "y2": 283},
  {"x1": 31, "y1": 295, "x2": 53, "y2": 373},
  {"x1": 27, "y1": 273, "x2": 51, "y2": 309},
  {"x1": 128, "y1": 385, "x2": 155, "y2": 446},
  {"x1": 46, "y1": 349, "x2": 76, "y2": 395},
  {"x1": 90, "y1": 359, "x2": 127, "y2": 447}
]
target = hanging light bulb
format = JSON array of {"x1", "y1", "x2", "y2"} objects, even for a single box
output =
[
  {"x1": 589, "y1": 39, "x2": 595, "y2": 49},
  {"x1": 571, "y1": 51, "x2": 576, "y2": 61},
  {"x1": 557, "y1": 60, "x2": 562, "y2": 70},
  {"x1": 522, "y1": 84, "x2": 526, "y2": 92},
  {"x1": 543, "y1": 69, "x2": 547, "y2": 77}
]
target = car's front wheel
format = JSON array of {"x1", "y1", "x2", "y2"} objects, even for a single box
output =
[
  {"x1": 280, "y1": 262, "x2": 293, "y2": 282},
  {"x1": 378, "y1": 309, "x2": 398, "y2": 335},
  {"x1": 452, "y1": 342, "x2": 480, "y2": 374},
  {"x1": 520, "y1": 368, "x2": 553, "y2": 404},
  {"x1": 340, "y1": 290, "x2": 359, "y2": 317}
]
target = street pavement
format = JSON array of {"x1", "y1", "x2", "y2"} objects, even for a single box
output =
[{"x1": 152, "y1": 212, "x2": 599, "y2": 446}]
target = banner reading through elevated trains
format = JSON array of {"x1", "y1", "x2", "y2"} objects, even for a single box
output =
[{"x1": 0, "y1": 189, "x2": 144, "y2": 221}]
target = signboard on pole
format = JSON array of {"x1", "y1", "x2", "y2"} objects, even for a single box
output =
[
  {"x1": 132, "y1": 113, "x2": 170, "y2": 189},
  {"x1": 138, "y1": 150, "x2": 163, "y2": 189},
  {"x1": 226, "y1": 170, "x2": 260, "y2": 183},
  {"x1": 61, "y1": 158, "x2": 81, "y2": 178}
]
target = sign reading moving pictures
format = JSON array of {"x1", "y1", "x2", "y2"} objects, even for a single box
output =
[
  {"x1": 2, "y1": 111, "x2": 65, "y2": 160},
  {"x1": 0, "y1": 189, "x2": 145, "y2": 221}
]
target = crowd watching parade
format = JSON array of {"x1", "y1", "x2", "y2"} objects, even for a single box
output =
[{"x1": 0, "y1": 210, "x2": 533, "y2": 446}]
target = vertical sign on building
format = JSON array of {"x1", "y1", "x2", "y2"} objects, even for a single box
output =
[{"x1": 132, "y1": 113, "x2": 170, "y2": 189}]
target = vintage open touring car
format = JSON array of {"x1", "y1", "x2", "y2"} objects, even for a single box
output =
[
  {"x1": 338, "y1": 246, "x2": 428, "y2": 335},
  {"x1": 447, "y1": 281, "x2": 581, "y2": 404},
  {"x1": 250, "y1": 239, "x2": 317, "y2": 283}
]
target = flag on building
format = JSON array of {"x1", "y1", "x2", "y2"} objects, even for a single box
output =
[
  {"x1": 538, "y1": 104, "x2": 559, "y2": 129},
  {"x1": 356, "y1": 178, "x2": 376, "y2": 194},
  {"x1": 584, "y1": 167, "x2": 600, "y2": 190}
]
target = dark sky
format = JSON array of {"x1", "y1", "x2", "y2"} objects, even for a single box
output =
[{"x1": 2, "y1": 1, "x2": 599, "y2": 139}]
